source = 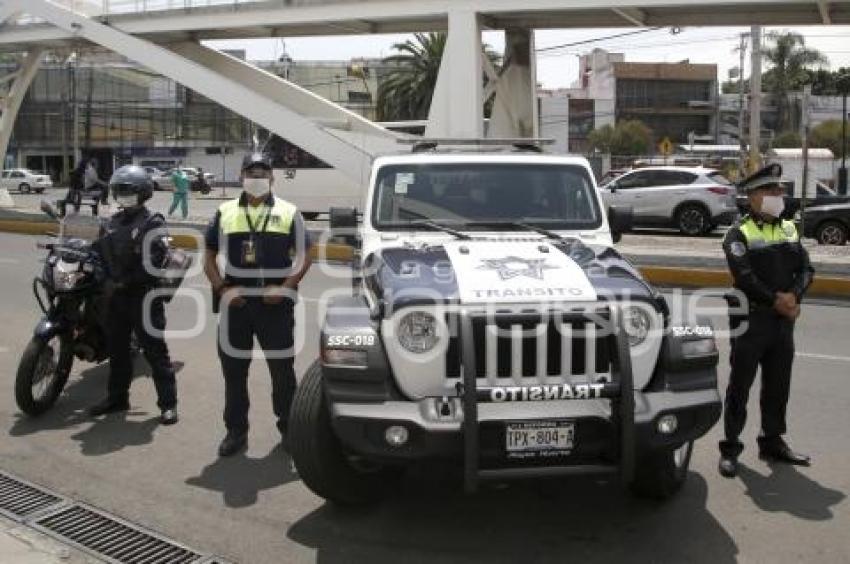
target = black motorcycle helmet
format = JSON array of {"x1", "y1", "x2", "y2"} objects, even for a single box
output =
[{"x1": 110, "y1": 165, "x2": 154, "y2": 208}]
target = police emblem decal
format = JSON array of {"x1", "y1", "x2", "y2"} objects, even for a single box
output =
[
  {"x1": 783, "y1": 223, "x2": 796, "y2": 238},
  {"x1": 730, "y1": 242, "x2": 747, "y2": 257},
  {"x1": 478, "y1": 256, "x2": 557, "y2": 281}
]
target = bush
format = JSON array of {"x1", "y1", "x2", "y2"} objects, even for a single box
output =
[
  {"x1": 773, "y1": 130, "x2": 802, "y2": 148},
  {"x1": 588, "y1": 120, "x2": 653, "y2": 156}
]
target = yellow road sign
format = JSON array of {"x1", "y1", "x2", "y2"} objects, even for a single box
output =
[{"x1": 659, "y1": 137, "x2": 674, "y2": 156}]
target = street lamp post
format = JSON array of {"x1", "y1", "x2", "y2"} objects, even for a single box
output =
[{"x1": 838, "y1": 74, "x2": 850, "y2": 195}]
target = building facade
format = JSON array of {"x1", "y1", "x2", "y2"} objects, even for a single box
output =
[{"x1": 5, "y1": 51, "x2": 385, "y2": 183}]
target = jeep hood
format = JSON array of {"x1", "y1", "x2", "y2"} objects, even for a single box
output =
[{"x1": 364, "y1": 239, "x2": 656, "y2": 312}]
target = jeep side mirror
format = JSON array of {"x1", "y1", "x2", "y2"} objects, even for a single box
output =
[
  {"x1": 609, "y1": 205, "x2": 633, "y2": 243},
  {"x1": 329, "y1": 206, "x2": 358, "y2": 245},
  {"x1": 608, "y1": 182, "x2": 618, "y2": 194}
]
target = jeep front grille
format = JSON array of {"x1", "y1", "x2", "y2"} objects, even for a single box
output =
[{"x1": 445, "y1": 312, "x2": 613, "y2": 383}]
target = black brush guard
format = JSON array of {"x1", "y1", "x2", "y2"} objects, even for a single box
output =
[{"x1": 456, "y1": 307, "x2": 635, "y2": 493}]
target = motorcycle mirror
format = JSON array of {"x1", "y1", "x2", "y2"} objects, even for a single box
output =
[{"x1": 40, "y1": 200, "x2": 59, "y2": 220}]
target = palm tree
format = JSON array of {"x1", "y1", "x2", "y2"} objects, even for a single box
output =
[
  {"x1": 762, "y1": 31, "x2": 828, "y2": 130},
  {"x1": 377, "y1": 33, "x2": 447, "y2": 122},
  {"x1": 376, "y1": 33, "x2": 501, "y2": 122}
]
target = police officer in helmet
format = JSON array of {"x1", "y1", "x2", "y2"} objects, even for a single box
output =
[
  {"x1": 204, "y1": 152, "x2": 312, "y2": 457},
  {"x1": 89, "y1": 165, "x2": 179, "y2": 424},
  {"x1": 719, "y1": 164, "x2": 814, "y2": 478}
]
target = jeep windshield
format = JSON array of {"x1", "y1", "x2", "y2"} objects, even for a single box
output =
[{"x1": 372, "y1": 163, "x2": 602, "y2": 231}]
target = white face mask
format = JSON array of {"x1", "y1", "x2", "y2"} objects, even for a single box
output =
[
  {"x1": 115, "y1": 194, "x2": 139, "y2": 209},
  {"x1": 243, "y1": 178, "x2": 271, "y2": 198},
  {"x1": 760, "y1": 195, "x2": 785, "y2": 218}
]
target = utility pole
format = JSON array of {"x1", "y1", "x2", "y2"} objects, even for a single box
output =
[
  {"x1": 801, "y1": 84, "x2": 811, "y2": 233},
  {"x1": 749, "y1": 26, "x2": 763, "y2": 172},
  {"x1": 838, "y1": 73, "x2": 850, "y2": 195},
  {"x1": 736, "y1": 32, "x2": 749, "y2": 175}
]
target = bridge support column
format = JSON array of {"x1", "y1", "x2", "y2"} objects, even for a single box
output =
[
  {"x1": 0, "y1": 47, "x2": 44, "y2": 206},
  {"x1": 488, "y1": 28, "x2": 539, "y2": 139},
  {"x1": 426, "y1": 10, "x2": 483, "y2": 138}
]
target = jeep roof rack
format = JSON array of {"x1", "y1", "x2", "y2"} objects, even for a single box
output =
[{"x1": 398, "y1": 137, "x2": 555, "y2": 154}]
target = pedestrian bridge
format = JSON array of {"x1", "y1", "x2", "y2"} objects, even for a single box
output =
[{"x1": 1, "y1": 0, "x2": 848, "y2": 183}]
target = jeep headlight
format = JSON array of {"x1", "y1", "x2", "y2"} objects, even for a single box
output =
[
  {"x1": 623, "y1": 306, "x2": 652, "y2": 347},
  {"x1": 397, "y1": 311, "x2": 439, "y2": 353}
]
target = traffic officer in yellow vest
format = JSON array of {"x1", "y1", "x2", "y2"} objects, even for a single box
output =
[
  {"x1": 719, "y1": 163, "x2": 814, "y2": 478},
  {"x1": 204, "y1": 153, "x2": 312, "y2": 457}
]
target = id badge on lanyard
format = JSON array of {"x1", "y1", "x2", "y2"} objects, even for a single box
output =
[
  {"x1": 242, "y1": 203, "x2": 271, "y2": 266},
  {"x1": 241, "y1": 239, "x2": 257, "y2": 265}
]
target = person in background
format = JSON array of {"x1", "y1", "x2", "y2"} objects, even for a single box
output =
[
  {"x1": 84, "y1": 158, "x2": 108, "y2": 205},
  {"x1": 168, "y1": 167, "x2": 190, "y2": 219}
]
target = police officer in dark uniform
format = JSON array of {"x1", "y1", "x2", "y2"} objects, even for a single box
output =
[
  {"x1": 204, "y1": 153, "x2": 312, "y2": 457},
  {"x1": 719, "y1": 164, "x2": 814, "y2": 478},
  {"x1": 89, "y1": 165, "x2": 179, "y2": 424}
]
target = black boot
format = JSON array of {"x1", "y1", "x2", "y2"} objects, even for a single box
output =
[
  {"x1": 160, "y1": 408, "x2": 179, "y2": 425},
  {"x1": 218, "y1": 431, "x2": 248, "y2": 457},
  {"x1": 88, "y1": 397, "x2": 130, "y2": 417},
  {"x1": 718, "y1": 456, "x2": 738, "y2": 478},
  {"x1": 759, "y1": 440, "x2": 811, "y2": 466}
]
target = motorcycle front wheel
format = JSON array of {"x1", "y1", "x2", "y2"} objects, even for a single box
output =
[{"x1": 15, "y1": 335, "x2": 74, "y2": 416}]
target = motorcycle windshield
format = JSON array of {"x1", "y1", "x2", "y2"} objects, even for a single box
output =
[{"x1": 59, "y1": 212, "x2": 102, "y2": 242}]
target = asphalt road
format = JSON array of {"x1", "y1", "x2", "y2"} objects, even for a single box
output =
[{"x1": 0, "y1": 232, "x2": 848, "y2": 563}]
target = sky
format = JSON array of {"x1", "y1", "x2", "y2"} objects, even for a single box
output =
[{"x1": 206, "y1": 25, "x2": 850, "y2": 90}]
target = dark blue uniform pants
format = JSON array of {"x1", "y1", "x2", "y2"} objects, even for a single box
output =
[
  {"x1": 107, "y1": 289, "x2": 177, "y2": 409},
  {"x1": 218, "y1": 297, "x2": 296, "y2": 435},
  {"x1": 720, "y1": 310, "x2": 795, "y2": 458}
]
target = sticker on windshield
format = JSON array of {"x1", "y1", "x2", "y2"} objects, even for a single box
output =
[{"x1": 395, "y1": 173, "x2": 415, "y2": 194}]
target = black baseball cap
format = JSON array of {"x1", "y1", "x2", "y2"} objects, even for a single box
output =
[{"x1": 241, "y1": 152, "x2": 272, "y2": 171}]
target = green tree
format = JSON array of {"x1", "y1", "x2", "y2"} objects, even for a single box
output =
[
  {"x1": 376, "y1": 33, "x2": 501, "y2": 121},
  {"x1": 377, "y1": 33, "x2": 447, "y2": 121},
  {"x1": 772, "y1": 130, "x2": 802, "y2": 148},
  {"x1": 762, "y1": 32, "x2": 828, "y2": 130},
  {"x1": 588, "y1": 120, "x2": 653, "y2": 155},
  {"x1": 810, "y1": 120, "x2": 849, "y2": 156}
]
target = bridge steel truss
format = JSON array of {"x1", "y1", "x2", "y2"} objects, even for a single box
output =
[{"x1": 0, "y1": 0, "x2": 848, "y2": 184}]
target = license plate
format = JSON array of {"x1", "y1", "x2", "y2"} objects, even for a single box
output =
[{"x1": 505, "y1": 421, "x2": 575, "y2": 455}]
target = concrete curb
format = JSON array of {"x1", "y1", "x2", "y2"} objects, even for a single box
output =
[{"x1": 3, "y1": 218, "x2": 849, "y2": 297}]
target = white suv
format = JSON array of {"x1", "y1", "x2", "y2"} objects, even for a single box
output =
[
  {"x1": 600, "y1": 166, "x2": 738, "y2": 235},
  {"x1": 1, "y1": 169, "x2": 53, "y2": 193}
]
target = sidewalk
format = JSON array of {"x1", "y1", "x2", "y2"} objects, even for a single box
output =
[{"x1": 0, "y1": 516, "x2": 92, "y2": 563}]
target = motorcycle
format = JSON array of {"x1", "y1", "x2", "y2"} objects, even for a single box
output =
[
  {"x1": 191, "y1": 175, "x2": 211, "y2": 195},
  {"x1": 15, "y1": 201, "x2": 110, "y2": 416}
]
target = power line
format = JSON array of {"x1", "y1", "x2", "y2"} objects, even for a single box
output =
[{"x1": 535, "y1": 27, "x2": 665, "y2": 54}]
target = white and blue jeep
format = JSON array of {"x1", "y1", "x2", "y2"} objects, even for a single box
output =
[{"x1": 288, "y1": 144, "x2": 721, "y2": 505}]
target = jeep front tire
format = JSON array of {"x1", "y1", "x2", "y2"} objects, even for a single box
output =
[
  {"x1": 289, "y1": 360, "x2": 401, "y2": 505},
  {"x1": 630, "y1": 440, "x2": 693, "y2": 499}
]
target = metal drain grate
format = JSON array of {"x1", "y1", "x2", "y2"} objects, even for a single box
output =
[
  {"x1": 32, "y1": 504, "x2": 204, "y2": 564},
  {"x1": 0, "y1": 471, "x2": 65, "y2": 521}
]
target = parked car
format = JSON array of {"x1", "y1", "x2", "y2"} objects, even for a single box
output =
[
  {"x1": 143, "y1": 167, "x2": 169, "y2": 191},
  {"x1": 801, "y1": 202, "x2": 850, "y2": 245},
  {"x1": 600, "y1": 166, "x2": 738, "y2": 235},
  {"x1": 1, "y1": 169, "x2": 52, "y2": 193},
  {"x1": 598, "y1": 168, "x2": 630, "y2": 186},
  {"x1": 736, "y1": 180, "x2": 850, "y2": 220}
]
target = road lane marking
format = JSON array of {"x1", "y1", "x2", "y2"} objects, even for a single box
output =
[{"x1": 796, "y1": 352, "x2": 850, "y2": 363}]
